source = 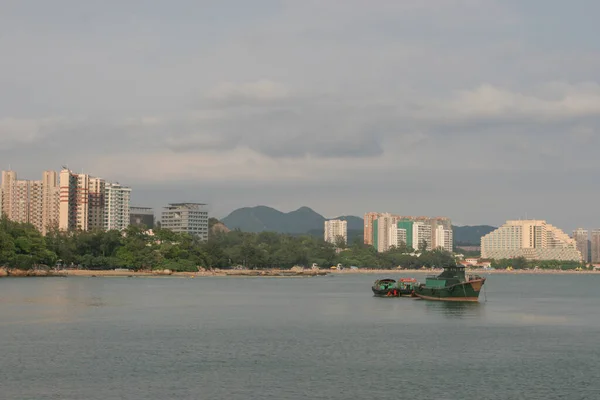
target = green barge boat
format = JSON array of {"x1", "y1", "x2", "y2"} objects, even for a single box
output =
[
  {"x1": 372, "y1": 278, "x2": 419, "y2": 297},
  {"x1": 413, "y1": 265, "x2": 486, "y2": 302}
]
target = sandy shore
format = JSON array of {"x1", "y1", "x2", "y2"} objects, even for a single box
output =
[
  {"x1": 2, "y1": 267, "x2": 598, "y2": 278},
  {"x1": 56, "y1": 269, "x2": 328, "y2": 278},
  {"x1": 58, "y1": 268, "x2": 600, "y2": 277},
  {"x1": 331, "y1": 269, "x2": 600, "y2": 275}
]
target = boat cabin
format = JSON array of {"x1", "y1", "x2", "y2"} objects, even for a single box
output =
[{"x1": 424, "y1": 265, "x2": 467, "y2": 287}]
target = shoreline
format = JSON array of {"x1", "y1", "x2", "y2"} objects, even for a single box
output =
[
  {"x1": 331, "y1": 269, "x2": 600, "y2": 275},
  {"x1": 2, "y1": 267, "x2": 599, "y2": 278}
]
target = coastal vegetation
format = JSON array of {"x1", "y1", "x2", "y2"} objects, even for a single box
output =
[
  {"x1": 0, "y1": 217, "x2": 455, "y2": 271},
  {"x1": 490, "y1": 257, "x2": 583, "y2": 270},
  {"x1": 0, "y1": 218, "x2": 584, "y2": 272}
]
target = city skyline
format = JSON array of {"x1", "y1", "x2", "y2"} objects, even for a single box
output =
[
  {"x1": 4, "y1": 168, "x2": 600, "y2": 238},
  {"x1": 1, "y1": 2, "x2": 599, "y2": 231}
]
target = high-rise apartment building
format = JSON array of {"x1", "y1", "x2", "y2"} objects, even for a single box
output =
[
  {"x1": 572, "y1": 228, "x2": 589, "y2": 263},
  {"x1": 429, "y1": 217, "x2": 451, "y2": 248},
  {"x1": 324, "y1": 219, "x2": 348, "y2": 245},
  {"x1": 1, "y1": 170, "x2": 32, "y2": 224},
  {"x1": 434, "y1": 225, "x2": 453, "y2": 252},
  {"x1": 1, "y1": 170, "x2": 59, "y2": 234},
  {"x1": 397, "y1": 219, "x2": 414, "y2": 249},
  {"x1": 413, "y1": 221, "x2": 433, "y2": 251},
  {"x1": 104, "y1": 183, "x2": 131, "y2": 231},
  {"x1": 363, "y1": 212, "x2": 380, "y2": 245},
  {"x1": 389, "y1": 226, "x2": 409, "y2": 249},
  {"x1": 161, "y1": 203, "x2": 209, "y2": 240},
  {"x1": 41, "y1": 171, "x2": 60, "y2": 234},
  {"x1": 130, "y1": 207, "x2": 154, "y2": 229},
  {"x1": 88, "y1": 177, "x2": 106, "y2": 230},
  {"x1": 373, "y1": 213, "x2": 399, "y2": 252},
  {"x1": 3, "y1": 168, "x2": 129, "y2": 234},
  {"x1": 59, "y1": 168, "x2": 115, "y2": 232},
  {"x1": 591, "y1": 230, "x2": 600, "y2": 264},
  {"x1": 59, "y1": 169, "x2": 86, "y2": 231},
  {"x1": 368, "y1": 214, "x2": 452, "y2": 253},
  {"x1": 481, "y1": 220, "x2": 581, "y2": 261}
]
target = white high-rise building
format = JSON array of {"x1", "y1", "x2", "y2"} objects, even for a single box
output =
[
  {"x1": 481, "y1": 220, "x2": 582, "y2": 261},
  {"x1": 104, "y1": 183, "x2": 132, "y2": 231},
  {"x1": 374, "y1": 213, "x2": 399, "y2": 252},
  {"x1": 389, "y1": 227, "x2": 407, "y2": 249},
  {"x1": 324, "y1": 219, "x2": 348, "y2": 245},
  {"x1": 413, "y1": 222, "x2": 433, "y2": 251},
  {"x1": 434, "y1": 225, "x2": 453, "y2": 252}
]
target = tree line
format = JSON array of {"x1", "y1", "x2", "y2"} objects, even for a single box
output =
[
  {"x1": 490, "y1": 257, "x2": 584, "y2": 270},
  {"x1": 0, "y1": 217, "x2": 460, "y2": 271}
]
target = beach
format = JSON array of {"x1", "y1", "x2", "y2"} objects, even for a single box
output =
[{"x1": 2, "y1": 267, "x2": 599, "y2": 278}]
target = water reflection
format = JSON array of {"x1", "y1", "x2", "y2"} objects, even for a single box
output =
[{"x1": 421, "y1": 300, "x2": 484, "y2": 319}]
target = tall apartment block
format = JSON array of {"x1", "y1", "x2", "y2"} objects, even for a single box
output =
[
  {"x1": 435, "y1": 225, "x2": 453, "y2": 252},
  {"x1": 104, "y1": 183, "x2": 131, "y2": 231},
  {"x1": 59, "y1": 168, "x2": 131, "y2": 232},
  {"x1": 41, "y1": 171, "x2": 60, "y2": 234},
  {"x1": 1, "y1": 170, "x2": 30, "y2": 224},
  {"x1": 368, "y1": 212, "x2": 452, "y2": 253},
  {"x1": 481, "y1": 220, "x2": 581, "y2": 261},
  {"x1": 591, "y1": 230, "x2": 600, "y2": 264},
  {"x1": 572, "y1": 228, "x2": 589, "y2": 263},
  {"x1": 324, "y1": 219, "x2": 348, "y2": 245},
  {"x1": 59, "y1": 169, "x2": 89, "y2": 231},
  {"x1": 161, "y1": 203, "x2": 209, "y2": 240},
  {"x1": 363, "y1": 212, "x2": 380, "y2": 245},
  {"x1": 1, "y1": 170, "x2": 59, "y2": 234},
  {"x1": 413, "y1": 221, "x2": 433, "y2": 251},
  {"x1": 2, "y1": 168, "x2": 130, "y2": 234},
  {"x1": 373, "y1": 213, "x2": 399, "y2": 252}
]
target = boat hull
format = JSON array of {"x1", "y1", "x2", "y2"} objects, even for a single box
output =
[
  {"x1": 372, "y1": 288, "x2": 399, "y2": 297},
  {"x1": 413, "y1": 279, "x2": 485, "y2": 302}
]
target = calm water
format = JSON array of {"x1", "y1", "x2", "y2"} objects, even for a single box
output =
[{"x1": 1, "y1": 274, "x2": 599, "y2": 400}]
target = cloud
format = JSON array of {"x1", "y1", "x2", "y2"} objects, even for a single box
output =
[
  {"x1": 207, "y1": 80, "x2": 291, "y2": 103},
  {"x1": 164, "y1": 132, "x2": 235, "y2": 152},
  {"x1": 0, "y1": 117, "x2": 72, "y2": 150},
  {"x1": 1, "y1": 1, "x2": 600, "y2": 229},
  {"x1": 412, "y1": 83, "x2": 600, "y2": 125},
  {"x1": 5, "y1": 80, "x2": 600, "y2": 171}
]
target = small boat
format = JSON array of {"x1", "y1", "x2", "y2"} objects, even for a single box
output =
[
  {"x1": 372, "y1": 279, "x2": 400, "y2": 297},
  {"x1": 397, "y1": 278, "x2": 419, "y2": 297},
  {"x1": 413, "y1": 265, "x2": 486, "y2": 302}
]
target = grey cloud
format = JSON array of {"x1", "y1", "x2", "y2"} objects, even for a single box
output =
[
  {"x1": 2, "y1": 0, "x2": 600, "y2": 226},
  {"x1": 165, "y1": 133, "x2": 237, "y2": 153}
]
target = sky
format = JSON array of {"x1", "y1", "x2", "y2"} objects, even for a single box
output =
[{"x1": 1, "y1": 0, "x2": 600, "y2": 230}]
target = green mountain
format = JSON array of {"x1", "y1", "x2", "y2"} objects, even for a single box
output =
[
  {"x1": 221, "y1": 206, "x2": 363, "y2": 234},
  {"x1": 221, "y1": 206, "x2": 494, "y2": 245},
  {"x1": 453, "y1": 225, "x2": 496, "y2": 245}
]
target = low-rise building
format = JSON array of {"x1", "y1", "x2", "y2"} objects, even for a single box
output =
[
  {"x1": 161, "y1": 203, "x2": 209, "y2": 240},
  {"x1": 130, "y1": 207, "x2": 155, "y2": 229}
]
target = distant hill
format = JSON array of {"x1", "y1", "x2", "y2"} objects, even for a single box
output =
[
  {"x1": 221, "y1": 205, "x2": 494, "y2": 245},
  {"x1": 221, "y1": 206, "x2": 363, "y2": 234},
  {"x1": 452, "y1": 225, "x2": 496, "y2": 245},
  {"x1": 221, "y1": 206, "x2": 327, "y2": 234}
]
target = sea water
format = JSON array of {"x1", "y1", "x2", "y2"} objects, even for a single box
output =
[{"x1": 1, "y1": 274, "x2": 599, "y2": 400}]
